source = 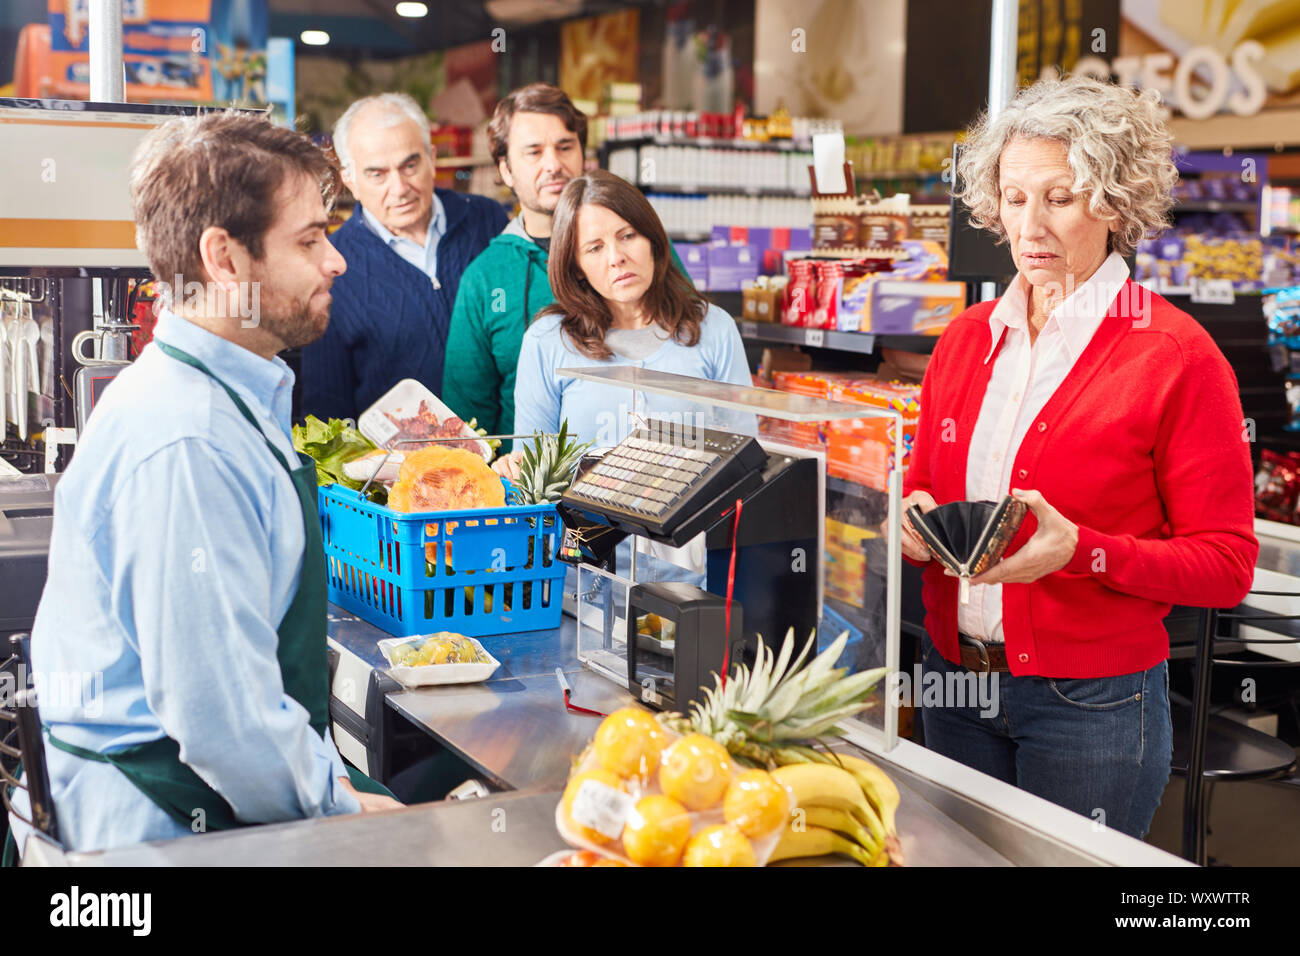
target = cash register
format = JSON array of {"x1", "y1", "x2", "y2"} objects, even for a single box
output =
[{"x1": 558, "y1": 420, "x2": 820, "y2": 712}]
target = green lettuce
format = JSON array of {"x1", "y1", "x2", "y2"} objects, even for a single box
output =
[{"x1": 292, "y1": 416, "x2": 383, "y2": 499}]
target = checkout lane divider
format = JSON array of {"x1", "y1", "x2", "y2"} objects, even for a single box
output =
[{"x1": 556, "y1": 667, "x2": 607, "y2": 718}]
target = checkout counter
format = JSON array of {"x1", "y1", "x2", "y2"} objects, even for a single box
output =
[
  {"x1": 10, "y1": 370, "x2": 1189, "y2": 867},
  {"x1": 19, "y1": 604, "x2": 1185, "y2": 866}
]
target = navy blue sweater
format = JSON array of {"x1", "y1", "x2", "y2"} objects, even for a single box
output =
[{"x1": 299, "y1": 189, "x2": 507, "y2": 422}]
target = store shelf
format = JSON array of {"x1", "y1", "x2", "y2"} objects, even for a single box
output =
[
  {"x1": 1172, "y1": 199, "x2": 1259, "y2": 213},
  {"x1": 604, "y1": 134, "x2": 808, "y2": 151},
  {"x1": 730, "y1": 316, "x2": 942, "y2": 356},
  {"x1": 668, "y1": 230, "x2": 713, "y2": 242},
  {"x1": 735, "y1": 318, "x2": 877, "y2": 353},
  {"x1": 856, "y1": 170, "x2": 946, "y2": 180},
  {"x1": 641, "y1": 182, "x2": 811, "y2": 197}
]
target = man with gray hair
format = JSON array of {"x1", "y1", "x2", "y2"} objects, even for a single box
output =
[{"x1": 300, "y1": 92, "x2": 507, "y2": 421}]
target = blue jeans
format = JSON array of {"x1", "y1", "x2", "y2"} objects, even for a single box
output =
[{"x1": 919, "y1": 634, "x2": 1173, "y2": 840}]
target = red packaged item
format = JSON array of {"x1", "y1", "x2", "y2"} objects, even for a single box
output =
[
  {"x1": 1255, "y1": 448, "x2": 1300, "y2": 523},
  {"x1": 811, "y1": 261, "x2": 843, "y2": 330},
  {"x1": 783, "y1": 260, "x2": 817, "y2": 327}
]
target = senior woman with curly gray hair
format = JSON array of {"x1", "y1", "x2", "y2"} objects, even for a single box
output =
[{"x1": 898, "y1": 76, "x2": 1258, "y2": 838}]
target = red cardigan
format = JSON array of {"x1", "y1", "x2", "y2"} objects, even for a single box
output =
[{"x1": 903, "y1": 281, "x2": 1259, "y2": 678}]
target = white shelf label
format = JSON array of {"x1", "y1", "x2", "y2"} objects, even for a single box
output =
[
  {"x1": 1190, "y1": 279, "x2": 1235, "y2": 305},
  {"x1": 806, "y1": 328, "x2": 826, "y2": 347},
  {"x1": 741, "y1": 321, "x2": 757, "y2": 337}
]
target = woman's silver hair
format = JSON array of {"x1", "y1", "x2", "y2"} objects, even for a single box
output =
[
  {"x1": 955, "y1": 77, "x2": 1178, "y2": 257},
  {"x1": 333, "y1": 92, "x2": 431, "y2": 175}
]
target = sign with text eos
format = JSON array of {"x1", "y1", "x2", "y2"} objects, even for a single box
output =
[{"x1": 1113, "y1": 0, "x2": 1300, "y2": 120}]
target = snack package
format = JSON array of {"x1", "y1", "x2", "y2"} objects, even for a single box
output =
[
  {"x1": 555, "y1": 709, "x2": 795, "y2": 867},
  {"x1": 783, "y1": 259, "x2": 817, "y2": 327}
]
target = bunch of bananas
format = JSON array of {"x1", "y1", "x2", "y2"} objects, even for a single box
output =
[{"x1": 766, "y1": 751, "x2": 902, "y2": 867}]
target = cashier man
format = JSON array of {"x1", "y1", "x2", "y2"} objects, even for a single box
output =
[{"x1": 5, "y1": 112, "x2": 401, "y2": 860}]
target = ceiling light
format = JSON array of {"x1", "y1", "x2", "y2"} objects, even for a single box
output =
[
  {"x1": 396, "y1": 2, "x2": 428, "y2": 16},
  {"x1": 299, "y1": 30, "x2": 330, "y2": 46}
]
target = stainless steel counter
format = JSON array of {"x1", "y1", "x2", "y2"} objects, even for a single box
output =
[
  {"x1": 24, "y1": 756, "x2": 1015, "y2": 867},
  {"x1": 20, "y1": 606, "x2": 1188, "y2": 866},
  {"x1": 327, "y1": 608, "x2": 627, "y2": 790}
]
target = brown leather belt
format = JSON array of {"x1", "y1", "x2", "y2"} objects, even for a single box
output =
[{"x1": 958, "y1": 633, "x2": 1010, "y2": 673}]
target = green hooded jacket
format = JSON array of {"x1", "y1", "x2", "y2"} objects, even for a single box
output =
[{"x1": 442, "y1": 218, "x2": 687, "y2": 452}]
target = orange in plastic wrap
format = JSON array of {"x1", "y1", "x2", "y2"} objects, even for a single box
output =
[
  {"x1": 561, "y1": 769, "x2": 627, "y2": 846},
  {"x1": 622, "y1": 795, "x2": 691, "y2": 867},
  {"x1": 723, "y1": 769, "x2": 790, "y2": 839},
  {"x1": 682, "y1": 824, "x2": 756, "y2": 867},
  {"x1": 658, "y1": 734, "x2": 732, "y2": 810},
  {"x1": 593, "y1": 707, "x2": 667, "y2": 780}
]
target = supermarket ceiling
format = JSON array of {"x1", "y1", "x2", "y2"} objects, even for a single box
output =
[{"x1": 269, "y1": 0, "x2": 659, "y2": 55}]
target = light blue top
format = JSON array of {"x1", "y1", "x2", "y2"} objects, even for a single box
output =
[
  {"x1": 8, "y1": 309, "x2": 359, "y2": 856},
  {"x1": 361, "y1": 193, "x2": 447, "y2": 285},
  {"x1": 513, "y1": 302, "x2": 755, "y2": 447}
]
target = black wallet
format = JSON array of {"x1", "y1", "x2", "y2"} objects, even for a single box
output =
[{"x1": 905, "y1": 496, "x2": 1028, "y2": 601}]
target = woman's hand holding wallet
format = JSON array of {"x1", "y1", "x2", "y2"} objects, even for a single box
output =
[
  {"x1": 967, "y1": 488, "x2": 1078, "y2": 586},
  {"x1": 895, "y1": 489, "x2": 938, "y2": 562}
]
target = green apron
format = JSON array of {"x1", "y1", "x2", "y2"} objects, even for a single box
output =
[{"x1": 4, "y1": 341, "x2": 391, "y2": 863}]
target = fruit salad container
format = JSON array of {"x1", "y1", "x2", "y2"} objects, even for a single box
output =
[
  {"x1": 377, "y1": 634, "x2": 501, "y2": 688},
  {"x1": 555, "y1": 708, "x2": 795, "y2": 867},
  {"x1": 319, "y1": 478, "x2": 566, "y2": 637}
]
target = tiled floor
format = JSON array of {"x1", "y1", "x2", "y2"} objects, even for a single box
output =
[{"x1": 1145, "y1": 759, "x2": 1300, "y2": 866}]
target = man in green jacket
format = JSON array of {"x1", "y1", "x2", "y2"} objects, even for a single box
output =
[
  {"x1": 442, "y1": 84, "x2": 588, "y2": 452},
  {"x1": 444, "y1": 84, "x2": 688, "y2": 455}
]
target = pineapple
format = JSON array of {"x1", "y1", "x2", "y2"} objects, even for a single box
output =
[
  {"x1": 514, "y1": 420, "x2": 593, "y2": 505},
  {"x1": 662, "y1": 629, "x2": 886, "y2": 768}
]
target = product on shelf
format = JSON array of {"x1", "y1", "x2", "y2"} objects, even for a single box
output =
[
  {"x1": 846, "y1": 133, "x2": 955, "y2": 182},
  {"x1": 601, "y1": 108, "x2": 840, "y2": 145},
  {"x1": 674, "y1": 242, "x2": 709, "y2": 290},
  {"x1": 1265, "y1": 285, "x2": 1300, "y2": 433},
  {"x1": 760, "y1": 372, "x2": 920, "y2": 492},
  {"x1": 705, "y1": 243, "x2": 761, "y2": 291},
  {"x1": 825, "y1": 517, "x2": 876, "y2": 608},
  {"x1": 780, "y1": 241, "x2": 961, "y2": 335},
  {"x1": 908, "y1": 205, "x2": 951, "y2": 250},
  {"x1": 814, "y1": 193, "x2": 912, "y2": 257},
  {"x1": 1255, "y1": 448, "x2": 1300, "y2": 524},
  {"x1": 741, "y1": 275, "x2": 787, "y2": 323}
]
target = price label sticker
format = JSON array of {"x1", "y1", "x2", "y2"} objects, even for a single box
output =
[
  {"x1": 1190, "y1": 279, "x2": 1235, "y2": 305},
  {"x1": 741, "y1": 321, "x2": 757, "y2": 337},
  {"x1": 569, "y1": 779, "x2": 633, "y2": 841},
  {"x1": 806, "y1": 328, "x2": 826, "y2": 347}
]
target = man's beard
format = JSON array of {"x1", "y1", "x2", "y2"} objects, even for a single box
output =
[
  {"x1": 258, "y1": 292, "x2": 330, "y2": 351},
  {"x1": 524, "y1": 178, "x2": 569, "y2": 215}
]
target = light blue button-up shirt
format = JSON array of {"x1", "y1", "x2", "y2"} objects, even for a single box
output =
[
  {"x1": 7, "y1": 310, "x2": 359, "y2": 855},
  {"x1": 361, "y1": 193, "x2": 446, "y2": 286}
]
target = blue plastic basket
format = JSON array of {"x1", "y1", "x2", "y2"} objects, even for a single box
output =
[{"x1": 319, "y1": 479, "x2": 566, "y2": 637}]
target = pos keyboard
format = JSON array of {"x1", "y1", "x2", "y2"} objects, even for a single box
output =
[{"x1": 561, "y1": 424, "x2": 767, "y2": 543}]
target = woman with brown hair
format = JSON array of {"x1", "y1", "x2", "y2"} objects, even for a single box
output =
[
  {"x1": 504, "y1": 169, "x2": 752, "y2": 463},
  {"x1": 505, "y1": 170, "x2": 753, "y2": 586}
]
